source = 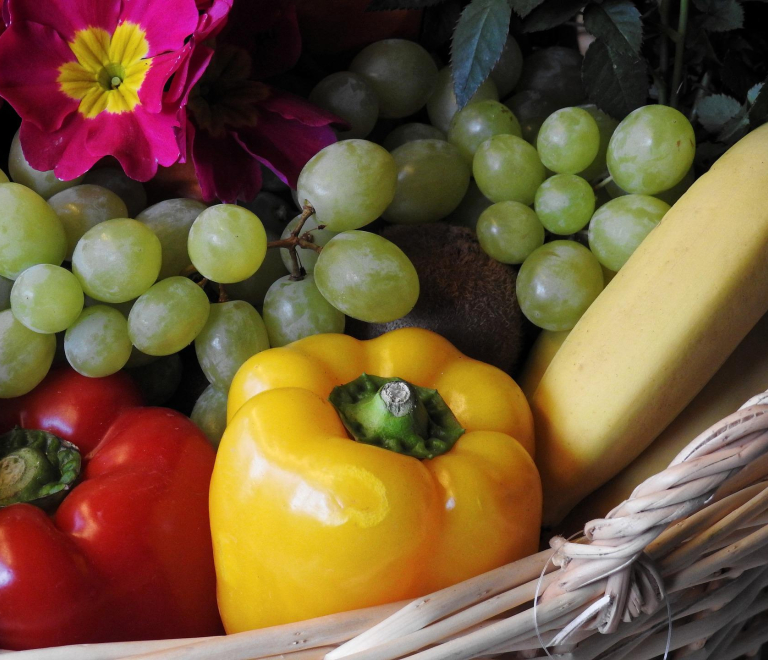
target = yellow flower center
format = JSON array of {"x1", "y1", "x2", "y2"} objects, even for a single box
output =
[{"x1": 58, "y1": 22, "x2": 151, "y2": 119}]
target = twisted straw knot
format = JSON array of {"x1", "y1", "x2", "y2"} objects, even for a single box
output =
[{"x1": 540, "y1": 398, "x2": 768, "y2": 639}]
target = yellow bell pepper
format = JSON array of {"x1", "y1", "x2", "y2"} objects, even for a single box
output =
[{"x1": 210, "y1": 328, "x2": 541, "y2": 633}]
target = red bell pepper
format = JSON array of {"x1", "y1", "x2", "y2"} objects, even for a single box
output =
[
  {"x1": 0, "y1": 400, "x2": 223, "y2": 648},
  {"x1": 0, "y1": 366, "x2": 144, "y2": 454}
]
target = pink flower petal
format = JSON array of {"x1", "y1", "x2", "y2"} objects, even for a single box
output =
[
  {"x1": 85, "y1": 106, "x2": 182, "y2": 181},
  {"x1": 259, "y1": 89, "x2": 346, "y2": 128},
  {"x1": 6, "y1": 0, "x2": 120, "y2": 42},
  {"x1": 120, "y1": 0, "x2": 199, "y2": 57},
  {"x1": 190, "y1": 123, "x2": 262, "y2": 203},
  {"x1": 139, "y1": 50, "x2": 188, "y2": 114},
  {"x1": 234, "y1": 107, "x2": 337, "y2": 189},
  {"x1": 20, "y1": 117, "x2": 100, "y2": 179},
  {"x1": 0, "y1": 22, "x2": 78, "y2": 132}
]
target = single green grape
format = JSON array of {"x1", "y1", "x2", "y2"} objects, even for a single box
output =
[
  {"x1": 224, "y1": 237, "x2": 288, "y2": 307},
  {"x1": 489, "y1": 36, "x2": 524, "y2": 97},
  {"x1": 127, "y1": 276, "x2": 210, "y2": 356},
  {"x1": 0, "y1": 183, "x2": 67, "y2": 279},
  {"x1": 383, "y1": 123, "x2": 445, "y2": 151},
  {"x1": 191, "y1": 384, "x2": 228, "y2": 448},
  {"x1": 0, "y1": 309, "x2": 56, "y2": 398},
  {"x1": 516, "y1": 240, "x2": 604, "y2": 331},
  {"x1": 48, "y1": 184, "x2": 129, "y2": 260},
  {"x1": 383, "y1": 140, "x2": 471, "y2": 224},
  {"x1": 516, "y1": 47, "x2": 585, "y2": 108},
  {"x1": 194, "y1": 300, "x2": 270, "y2": 389},
  {"x1": 279, "y1": 218, "x2": 335, "y2": 275},
  {"x1": 297, "y1": 140, "x2": 397, "y2": 231},
  {"x1": 534, "y1": 174, "x2": 595, "y2": 235},
  {"x1": 8, "y1": 130, "x2": 83, "y2": 199},
  {"x1": 72, "y1": 218, "x2": 162, "y2": 303},
  {"x1": 188, "y1": 204, "x2": 267, "y2": 283},
  {"x1": 10, "y1": 264, "x2": 84, "y2": 334},
  {"x1": 476, "y1": 202, "x2": 545, "y2": 265},
  {"x1": 82, "y1": 167, "x2": 148, "y2": 217},
  {"x1": 126, "y1": 353, "x2": 183, "y2": 405},
  {"x1": 588, "y1": 195, "x2": 670, "y2": 271},
  {"x1": 314, "y1": 231, "x2": 419, "y2": 323},
  {"x1": 263, "y1": 275, "x2": 345, "y2": 347},
  {"x1": 309, "y1": 72, "x2": 379, "y2": 139},
  {"x1": 607, "y1": 105, "x2": 696, "y2": 195},
  {"x1": 137, "y1": 198, "x2": 207, "y2": 279},
  {"x1": 504, "y1": 90, "x2": 559, "y2": 144},
  {"x1": 444, "y1": 181, "x2": 494, "y2": 231},
  {"x1": 0, "y1": 169, "x2": 9, "y2": 183},
  {"x1": 577, "y1": 105, "x2": 620, "y2": 182},
  {"x1": 473, "y1": 134, "x2": 546, "y2": 205},
  {"x1": 350, "y1": 39, "x2": 438, "y2": 119},
  {"x1": 537, "y1": 107, "x2": 600, "y2": 174},
  {"x1": 64, "y1": 305, "x2": 132, "y2": 377},
  {"x1": 427, "y1": 67, "x2": 499, "y2": 133},
  {"x1": 448, "y1": 101, "x2": 522, "y2": 163},
  {"x1": 0, "y1": 277, "x2": 12, "y2": 311}
]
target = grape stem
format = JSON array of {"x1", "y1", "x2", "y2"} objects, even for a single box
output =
[
  {"x1": 218, "y1": 283, "x2": 229, "y2": 303},
  {"x1": 670, "y1": 0, "x2": 690, "y2": 109},
  {"x1": 593, "y1": 175, "x2": 613, "y2": 191},
  {"x1": 265, "y1": 204, "x2": 322, "y2": 281}
]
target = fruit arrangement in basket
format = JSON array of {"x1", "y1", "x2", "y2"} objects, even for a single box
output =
[{"x1": 1, "y1": 0, "x2": 768, "y2": 658}]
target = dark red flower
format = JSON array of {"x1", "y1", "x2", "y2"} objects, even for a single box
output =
[{"x1": 177, "y1": 0, "x2": 343, "y2": 203}]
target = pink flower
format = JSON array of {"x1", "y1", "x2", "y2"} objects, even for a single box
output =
[
  {"x1": 180, "y1": 0, "x2": 344, "y2": 203},
  {"x1": 0, "y1": 0, "x2": 199, "y2": 181}
]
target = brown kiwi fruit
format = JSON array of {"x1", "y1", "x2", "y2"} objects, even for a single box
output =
[{"x1": 345, "y1": 223, "x2": 530, "y2": 374}]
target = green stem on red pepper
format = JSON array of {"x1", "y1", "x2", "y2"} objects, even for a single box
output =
[
  {"x1": 329, "y1": 374, "x2": 464, "y2": 459},
  {"x1": 0, "y1": 428, "x2": 81, "y2": 512}
]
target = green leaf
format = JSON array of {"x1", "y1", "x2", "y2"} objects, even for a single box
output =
[
  {"x1": 523, "y1": 0, "x2": 585, "y2": 32},
  {"x1": 749, "y1": 82, "x2": 768, "y2": 128},
  {"x1": 507, "y1": 0, "x2": 547, "y2": 18},
  {"x1": 366, "y1": 0, "x2": 445, "y2": 9},
  {"x1": 692, "y1": 0, "x2": 744, "y2": 32},
  {"x1": 451, "y1": 0, "x2": 511, "y2": 108},
  {"x1": 747, "y1": 83, "x2": 764, "y2": 105},
  {"x1": 717, "y1": 106, "x2": 750, "y2": 142},
  {"x1": 581, "y1": 39, "x2": 648, "y2": 118},
  {"x1": 697, "y1": 94, "x2": 743, "y2": 132},
  {"x1": 583, "y1": 0, "x2": 643, "y2": 57}
]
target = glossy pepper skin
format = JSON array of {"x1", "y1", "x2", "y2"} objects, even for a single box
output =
[
  {"x1": 212, "y1": 327, "x2": 541, "y2": 633},
  {"x1": 0, "y1": 407, "x2": 223, "y2": 649}
]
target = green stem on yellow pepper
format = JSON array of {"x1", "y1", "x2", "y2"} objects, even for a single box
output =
[{"x1": 329, "y1": 374, "x2": 465, "y2": 459}]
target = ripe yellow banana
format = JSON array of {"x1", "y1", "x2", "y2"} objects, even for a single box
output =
[
  {"x1": 559, "y1": 312, "x2": 768, "y2": 534},
  {"x1": 532, "y1": 124, "x2": 768, "y2": 526},
  {"x1": 519, "y1": 330, "x2": 570, "y2": 400}
]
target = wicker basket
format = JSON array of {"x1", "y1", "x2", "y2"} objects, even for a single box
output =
[{"x1": 10, "y1": 391, "x2": 768, "y2": 660}]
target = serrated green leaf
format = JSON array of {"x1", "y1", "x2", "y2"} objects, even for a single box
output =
[
  {"x1": 748, "y1": 83, "x2": 764, "y2": 105},
  {"x1": 366, "y1": 0, "x2": 446, "y2": 9},
  {"x1": 693, "y1": 0, "x2": 744, "y2": 32},
  {"x1": 697, "y1": 94, "x2": 743, "y2": 132},
  {"x1": 583, "y1": 1, "x2": 643, "y2": 57},
  {"x1": 451, "y1": 0, "x2": 511, "y2": 108},
  {"x1": 523, "y1": 0, "x2": 585, "y2": 32},
  {"x1": 507, "y1": 0, "x2": 547, "y2": 18},
  {"x1": 717, "y1": 106, "x2": 749, "y2": 142},
  {"x1": 581, "y1": 39, "x2": 648, "y2": 118},
  {"x1": 749, "y1": 81, "x2": 768, "y2": 128}
]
